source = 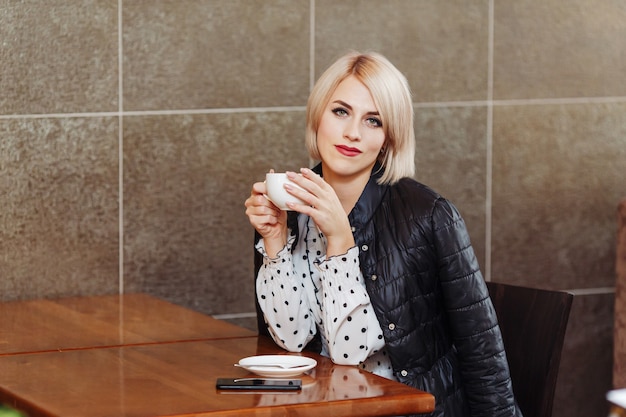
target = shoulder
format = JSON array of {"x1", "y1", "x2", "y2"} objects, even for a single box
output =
[
  {"x1": 387, "y1": 177, "x2": 454, "y2": 212},
  {"x1": 392, "y1": 177, "x2": 440, "y2": 200},
  {"x1": 380, "y1": 178, "x2": 464, "y2": 233}
]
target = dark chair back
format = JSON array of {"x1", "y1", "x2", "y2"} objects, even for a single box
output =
[{"x1": 486, "y1": 281, "x2": 574, "y2": 417}]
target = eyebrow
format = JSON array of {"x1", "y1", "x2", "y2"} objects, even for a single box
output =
[{"x1": 332, "y1": 100, "x2": 380, "y2": 116}]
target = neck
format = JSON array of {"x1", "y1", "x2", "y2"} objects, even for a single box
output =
[{"x1": 321, "y1": 165, "x2": 371, "y2": 215}]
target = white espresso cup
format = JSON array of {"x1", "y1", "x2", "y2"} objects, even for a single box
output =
[{"x1": 265, "y1": 173, "x2": 305, "y2": 210}]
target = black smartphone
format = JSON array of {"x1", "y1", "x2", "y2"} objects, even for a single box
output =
[{"x1": 216, "y1": 378, "x2": 302, "y2": 391}]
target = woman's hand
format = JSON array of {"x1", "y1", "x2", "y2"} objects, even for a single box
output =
[
  {"x1": 244, "y1": 179, "x2": 288, "y2": 258},
  {"x1": 284, "y1": 168, "x2": 355, "y2": 257}
]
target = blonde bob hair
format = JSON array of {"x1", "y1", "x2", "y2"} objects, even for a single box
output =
[{"x1": 305, "y1": 51, "x2": 415, "y2": 185}]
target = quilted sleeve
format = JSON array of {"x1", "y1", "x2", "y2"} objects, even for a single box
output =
[{"x1": 431, "y1": 198, "x2": 522, "y2": 417}]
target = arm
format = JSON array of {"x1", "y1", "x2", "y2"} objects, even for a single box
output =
[
  {"x1": 247, "y1": 176, "x2": 306, "y2": 342},
  {"x1": 255, "y1": 236, "x2": 317, "y2": 352},
  {"x1": 315, "y1": 247, "x2": 386, "y2": 365},
  {"x1": 432, "y1": 199, "x2": 520, "y2": 416}
]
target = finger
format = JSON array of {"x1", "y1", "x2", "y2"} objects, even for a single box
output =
[
  {"x1": 278, "y1": 182, "x2": 317, "y2": 212},
  {"x1": 286, "y1": 200, "x2": 315, "y2": 215},
  {"x1": 253, "y1": 213, "x2": 280, "y2": 226},
  {"x1": 253, "y1": 192, "x2": 282, "y2": 212},
  {"x1": 299, "y1": 167, "x2": 324, "y2": 184},
  {"x1": 285, "y1": 170, "x2": 321, "y2": 197},
  {"x1": 244, "y1": 193, "x2": 268, "y2": 211},
  {"x1": 246, "y1": 208, "x2": 282, "y2": 229},
  {"x1": 255, "y1": 199, "x2": 282, "y2": 217},
  {"x1": 252, "y1": 181, "x2": 268, "y2": 195},
  {"x1": 294, "y1": 168, "x2": 331, "y2": 198}
]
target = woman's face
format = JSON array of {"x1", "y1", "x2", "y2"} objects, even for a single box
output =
[{"x1": 316, "y1": 75, "x2": 386, "y2": 184}]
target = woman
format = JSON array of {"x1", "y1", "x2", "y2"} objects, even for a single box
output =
[{"x1": 245, "y1": 51, "x2": 521, "y2": 416}]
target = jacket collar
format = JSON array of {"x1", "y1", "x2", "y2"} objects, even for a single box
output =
[{"x1": 311, "y1": 162, "x2": 388, "y2": 232}]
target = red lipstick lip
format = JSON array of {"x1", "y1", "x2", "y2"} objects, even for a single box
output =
[{"x1": 335, "y1": 145, "x2": 361, "y2": 156}]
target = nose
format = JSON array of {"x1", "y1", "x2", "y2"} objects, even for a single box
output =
[{"x1": 344, "y1": 119, "x2": 361, "y2": 141}]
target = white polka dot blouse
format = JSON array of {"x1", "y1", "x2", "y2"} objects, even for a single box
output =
[{"x1": 256, "y1": 215, "x2": 394, "y2": 379}]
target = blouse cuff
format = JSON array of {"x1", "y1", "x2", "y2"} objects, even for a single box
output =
[
  {"x1": 315, "y1": 245, "x2": 359, "y2": 266},
  {"x1": 313, "y1": 246, "x2": 362, "y2": 288},
  {"x1": 255, "y1": 232, "x2": 296, "y2": 263}
]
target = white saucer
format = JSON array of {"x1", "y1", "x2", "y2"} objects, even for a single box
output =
[{"x1": 237, "y1": 355, "x2": 317, "y2": 378}]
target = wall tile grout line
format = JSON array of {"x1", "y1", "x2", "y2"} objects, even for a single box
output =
[
  {"x1": 2, "y1": 95, "x2": 625, "y2": 121},
  {"x1": 308, "y1": 0, "x2": 316, "y2": 167},
  {"x1": 0, "y1": 112, "x2": 120, "y2": 119},
  {"x1": 310, "y1": 0, "x2": 315, "y2": 91},
  {"x1": 118, "y1": 0, "x2": 124, "y2": 295},
  {"x1": 484, "y1": 0, "x2": 495, "y2": 281},
  {"x1": 492, "y1": 96, "x2": 626, "y2": 106}
]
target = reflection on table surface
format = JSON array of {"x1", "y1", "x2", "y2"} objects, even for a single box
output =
[
  {"x1": 0, "y1": 293, "x2": 255, "y2": 355},
  {"x1": 0, "y1": 335, "x2": 434, "y2": 417},
  {"x1": 608, "y1": 389, "x2": 626, "y2": 417}
]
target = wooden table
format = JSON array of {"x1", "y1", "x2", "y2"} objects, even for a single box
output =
[
  {"x1": 0, "y1": 336, "x2": 434, "y2": 417},
  {"x1": 0, "y1": 293, "x2": 255, "y2": 356}
]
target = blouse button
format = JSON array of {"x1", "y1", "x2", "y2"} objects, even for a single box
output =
[
  {"x1": 371, "y1": 274, "x2": 377, "y2": 281},
  {"x1": 388, "y1": 323, "x2": 396, "y2": 331},
  {"x1": 351, "y1": 226, "x2": 356, "y2": 232},
  {"x1": 361, "y1": 244, "x2": 369, "y2": 252},
  {"x1": 400, "y1": 369, "x2": 408, "y2": 377}
]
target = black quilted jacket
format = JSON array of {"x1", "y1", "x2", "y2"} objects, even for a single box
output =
[{"x1": 255, "y1": 164, "x2": 521, "y2": 417}]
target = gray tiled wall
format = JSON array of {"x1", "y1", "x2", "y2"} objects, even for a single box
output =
[{"x1": 1, "y1": 1, "x2": 624, "y2": 416}]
